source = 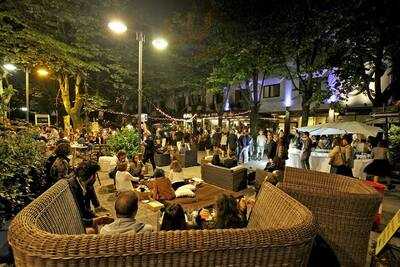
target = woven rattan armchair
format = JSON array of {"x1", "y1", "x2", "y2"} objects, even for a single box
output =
[
  {"x1": 8, "y1": 179, "x2": 316, "y2": 267},
  {"x1": 278, "y1": 167, "x2": 382, "y2": 267}
]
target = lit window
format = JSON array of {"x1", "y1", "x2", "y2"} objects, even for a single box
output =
[{"x1": 263, "y1": 84, "x2": 280, "y2": 98}]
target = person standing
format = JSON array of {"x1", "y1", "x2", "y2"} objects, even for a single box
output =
[
  {"x1": 142, "y1": 131, "x2": 156, "y2": 172},
  {"x1": 364, "y1": 140, "x2": 393, "y2": 186},
  {"x1": 341, "y1": 135, "x2": 354, "y2": 177},
  {"x1": 227, "y1": 129, "x2": 238, "y2": 158},
  {"x1": 238, "y1": 129, "x2": 250, "y2": 163},
  {"x1": 220, "y1": 130, "x2": 228, "y2": 157},
  {"x1": 300, "y1": 132, "x2": 312, "y2": 170},
  {"x1": 328, "y1": 137, "x2": 345, "y2": 174},
  {"x1": 256, "y1": 130, "x2": 267, "y2": 160},
  {"x1": 265, "y1": 131, "x2": 277, "y2": 164}
]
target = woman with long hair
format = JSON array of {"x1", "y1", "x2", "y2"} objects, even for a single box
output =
[
  {"x1": 160, "y1": 204, "x2": 188, "y2": 231},
  {"x1": 214, "y1": 194, "x2": 247, "y2": 229}
]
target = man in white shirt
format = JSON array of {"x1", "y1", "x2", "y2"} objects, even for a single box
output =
[
  {"x1": 256, "y1": 130, "x2": 267, "y2": 160},
  {"x1": 100, "y1": 191, "x2": 153, "y2": 235}
]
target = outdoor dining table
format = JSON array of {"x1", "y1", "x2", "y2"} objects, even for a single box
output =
[{"x1": 352, "y1": 158, "x2": 373, "y2": 179}]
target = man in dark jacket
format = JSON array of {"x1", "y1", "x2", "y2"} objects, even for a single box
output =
[
  {"x1": 227, "y1": 129, "x2": 238, "y2": 156},
  {"x1": 265, "y1": 131, "x2": 277, "y2": 163},
  {"x1": 142, "y1": 131, "x2": 156, "y2": 171},
  {"x1": 68, "y1": 161, "x2": 112, "y2": 230}
]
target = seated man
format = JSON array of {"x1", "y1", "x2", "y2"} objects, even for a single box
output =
[
  {"x1": 100, "y1": 191, "x2": 153, "y2": 234},
  {"x1": 223, "y1": 151, "x2": 238, "y2": 169}
]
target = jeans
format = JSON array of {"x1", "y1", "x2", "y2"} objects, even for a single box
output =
[
  {"x1": 301, "y1": 158, "x2": 310, "y2": 170},
  {"x1": 239, "y1": 146, "x2": 249, "y2": 163},
  {"x1": 257, "y1": 145, "x2": 265, "y2": 159}
]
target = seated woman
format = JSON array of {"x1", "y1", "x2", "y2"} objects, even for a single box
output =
[
  {"x1": 168, "y1": 160, "x2": 187, "y2": 190},
  {"x1": 223, "y1": 151, "x2": 238, "y2": 168},
  {"x1": 115, "y1": 162, "x2": 139, "y2": 193},
  {"x1": 211, "y1": 150, "x2": 224, "y2": 167},
  {"x1": 148, "y1": 169, "x2": 176, "y2": 201},
  {"x1": 129, "y1": 154, "x2": 144, "y2": 179},
  {"x1": 196, "y1": 194, "x2": 248, "y2": 229},
  {"x1": 160, "y1": 203, "x2": 189, "y2": 231}
]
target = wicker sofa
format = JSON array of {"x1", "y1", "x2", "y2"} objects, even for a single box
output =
[
  {"x1": 278, "y1": 167, "x2": 382, "y2": 267},
  {"x1": 8, "y1": 179, "x2": 317, "y2": 267},
  {"x1": 201, "y1": 163, "x2": 247, "y2": 191}
]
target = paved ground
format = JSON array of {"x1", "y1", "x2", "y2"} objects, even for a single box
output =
[{"x1": 94, "y1": 151, "x2": 400, "y2": 264}]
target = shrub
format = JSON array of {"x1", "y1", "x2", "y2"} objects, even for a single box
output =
[
  {"x1": 388, "y1": 125, "x2": 400, "y2": 163},
  {"x1": 106, "y1": 127, "x2": 140, "y2": 158},
  {"x1": 0, "y1": 128, "x2": 46, "y2": 224}
]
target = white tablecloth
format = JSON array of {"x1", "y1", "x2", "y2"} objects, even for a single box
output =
[
  {"x1": 286, "y1": 148, "x2": 302, "y2": 168},
  {"x1": 99, "y1": 156, "x2": 117, "y2": 172},
  {"x1": 353, "y1": 159, "x2": 373, "y2": 179},
  {"x1": 309, "y1": 152, "x2": 331, "y2": 173}
]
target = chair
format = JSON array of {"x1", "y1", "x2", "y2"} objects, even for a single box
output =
[
  {"x1": 155, "y1": 153, "x2": 171, "y2": 167},
  {"x1": 201, "y1": 163, "x2": 247, "y2": 191},
  {"x1": 178, "y1": 149, "x2": 198, "y2": 167},
  {"x1": 8, "y1": 179, "x2": 317, "y2": 267},
  {"x1": 278, "y1": 167, "x2": 382, "y2": 267}
]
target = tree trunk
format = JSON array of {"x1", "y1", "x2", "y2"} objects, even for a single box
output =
[
  {"x1": 58, "y1": 73, "x2": 83, "y2": 129},
  {"x1": 301, "y1": 104, "x2": 310, "y2": 127},
  {"x1": 250, "y1": 71, "x2": 259, "y2": 138},
  {"x1": 373, "y1": 39, "x2": 384, "y2": 107}
]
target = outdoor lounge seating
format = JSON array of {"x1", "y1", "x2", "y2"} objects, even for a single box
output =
[
  {"x1": 201, "y1": 163, "x2": 247, "y2": 191},
  {"x1": 278, "y1": 167, "x2": 382, "y2": 267},
  {"x1": 155, "y1": 153, "x2": 171, "y2": 167},
  {"x1": 178, "y1": 149, "x2": 198, "y2": 167},
  {"x1": 8, "y1": 179, "x2": 317, "y2": 267}
]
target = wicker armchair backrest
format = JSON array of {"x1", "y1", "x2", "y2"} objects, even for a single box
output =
[
  {"x1": 248, "y1": 182, "x2": 314, "y2": 230},
  {"x1": 8, "y1": 179, "x2": 317, "y2": 266},
  {"x1": 284, "y1": 166, "x2": 356, "y2": 191},
  {"x1": 16, "y1": 179, "x2": 85, "y2": 235}
]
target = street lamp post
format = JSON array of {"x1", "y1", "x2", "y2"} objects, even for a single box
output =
[
  {"x1": 108, "y1": 20, "x2": 168, "y2": 139},
  {"x1": 25, "y1": 67, "x2": 30, "y2": 122},
  {"x1": 137, "y1": 32, "x2": 144, "y2": 136}
]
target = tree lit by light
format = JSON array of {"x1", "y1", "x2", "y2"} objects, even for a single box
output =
[{"x1": 3, "y1": 63, "x2": 17, "y2": 71}]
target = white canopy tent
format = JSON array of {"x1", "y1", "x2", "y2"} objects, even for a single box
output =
[{"x1": 297, "y1": 121, "x2": 383, "y2": 137}]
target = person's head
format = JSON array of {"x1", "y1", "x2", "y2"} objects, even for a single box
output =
[
  {"x1": 153, "y1": 168, "x2": 165, "y2": 179},
  {"x1": 267, "y1": 131, "x2": 272, "y2": 140},
  {"x1": 156, "y1": 139, "x2": 161, "y2": 145},
  {"x1": 59, "y1": 132, "x2": 65, "y2": 139},
  {"x1": 332, "y1": 137, "x2": 341, "y2": 147},
  {"x1": 303, "y1": 132, "x2": 309, "y2": 138},
  {"x1": 132, "y1": 154, "x2": 140, "y2": 163},
  {"x1": 160, "y1": 203, "x2": 187, "y2": 231},
  {"x1": 170, "y1": 160, "x2": 182, "y2": 173},
  {"x1": 214, "y1": 194, "x2": 242, "y2": 229},
  {"x1": 117, "y1": 150, "x2": 127, "y2": 161},
  {"x1": 378, "y1": 140, "x2": 388, "y2": 148},
  {"x1": 75, "y1": 160, "x2": 100, "y2": 183},
  {"x1": 117, "y1": 162, "x2": 128, "y2": 172},
  {"x1": 228, "y1": 150, "x2": 236, "y2": 159},
  {"x1": 342, "y1": 134, "x2": 352, "y2": 146},
  {"x1": 259, "y1": 130, "x2": 263, "y2": 135},
  {"x1": 55, "y1": 142, "x2": 70, "y2": 157},
  {"x1": 115, "y1": 191, "x2": 139, "y2": 219}
]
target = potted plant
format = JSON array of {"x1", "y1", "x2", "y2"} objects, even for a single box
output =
[{"x1": 106, "y1": 127, "x2": 140, "y2": 158}]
